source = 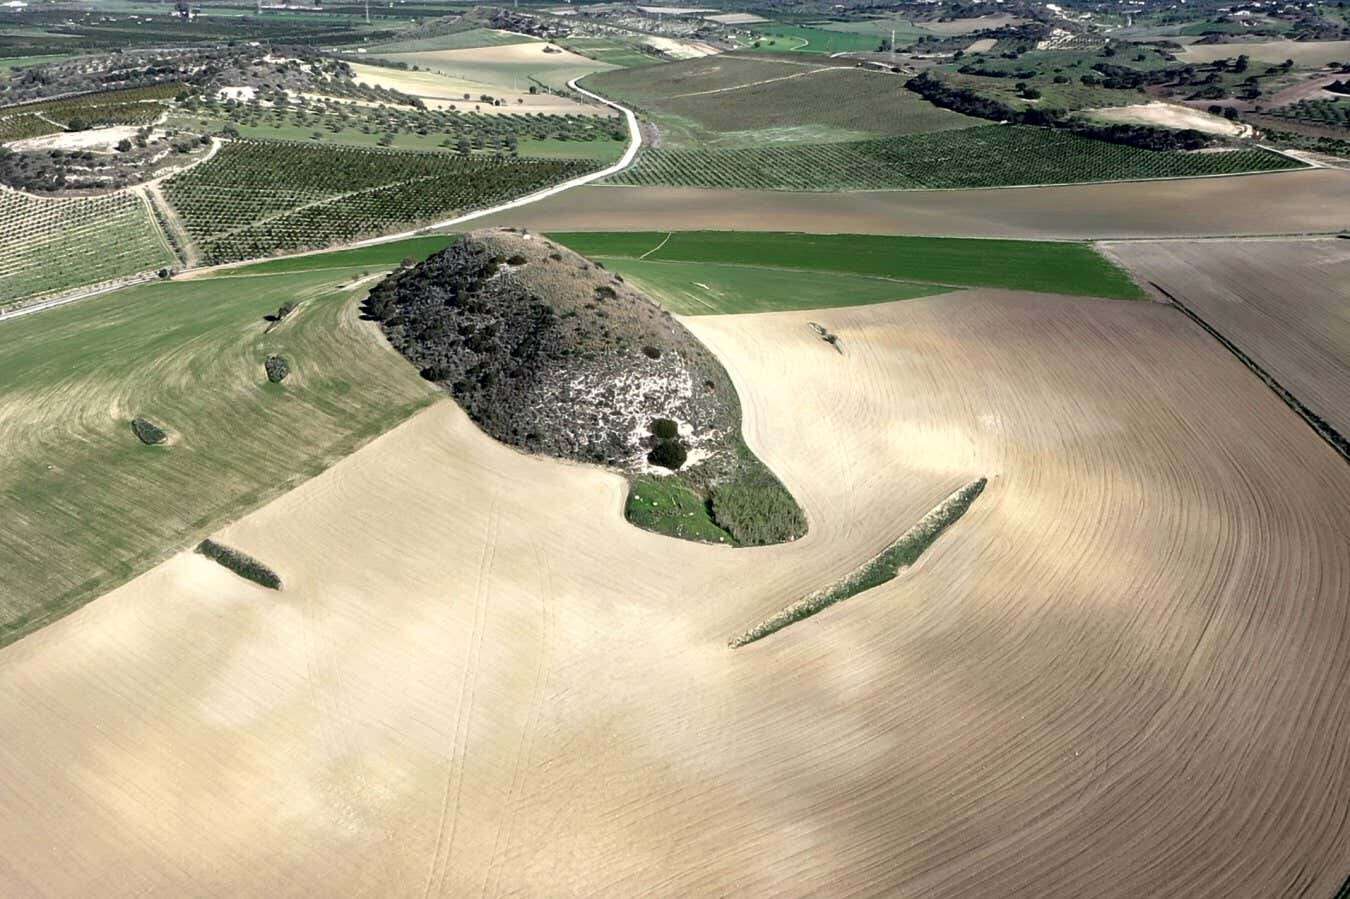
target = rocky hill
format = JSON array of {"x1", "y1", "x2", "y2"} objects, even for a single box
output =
[{"x1": 363, "y1": 228, "x2": 805, "y2": 545}]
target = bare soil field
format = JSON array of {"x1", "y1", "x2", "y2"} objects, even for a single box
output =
[
  {"x1": 474, "y1": 169, "x2": 1350, "y2": 238},
  {"x1": 348, "y1": 61, "x2": 602, "y2": 116},
  {"x1": 0, "y1": 290, "x2": 1346, "y2": 896},
  {"x1": 1179, "y1": 39, "x2": 1350, "y2": 65},
  {"x1": 374, "y1": 43, "x2": 617, "y2": 92},
  {"x1": 1107, "y1": 237, "x2": 1350, "y2": 438},
  {"x1": 919, "y1": 14, "x2": 1026, "y2": 34},
  {"x1": 1081, "y1": 101, "x2": 1250, "y2": 137}
]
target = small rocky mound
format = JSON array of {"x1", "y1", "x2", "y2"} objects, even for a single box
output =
[{"x1": 364, "y1": 229, "x2": 741, "y2": 474}]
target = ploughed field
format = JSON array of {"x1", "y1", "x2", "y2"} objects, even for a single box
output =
[
  {"x1": 0, "y1": 287, "x2": 1345, "y2": 895},
  {"x1": 1108, "y1": 237, "x2": 1350, "y2": 440},
  {"x1": 478, "y1": 169, "x2": 1350, "y2": 238}
]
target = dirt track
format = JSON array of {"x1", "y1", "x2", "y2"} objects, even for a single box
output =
[
  {"x1": 474, "y1": 169, "x2": 1350, "y2": 238},
  {"x1": 0, "y1": 290, "x2": 1346, "y2": 896}
]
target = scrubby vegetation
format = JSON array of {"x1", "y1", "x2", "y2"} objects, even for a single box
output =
[
  {"x1": 365, "y1": 229, "x2": 806, "y2": 546},
  {"x1": 265, "y1": 355, "x2": 290, "y2": 384},
  {"x1": 196, "y1": 539, "x2": 282, "y2": 590},
  {"x1": 130, "y1": 416, "x2": 168, "y2": 446},
  {"x1": 729, "y1": 478, "x2": 987, "y2": 647}
]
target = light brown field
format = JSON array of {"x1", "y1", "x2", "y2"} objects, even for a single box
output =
[
  {"x1": 1081, "y1": 101, "x2": 1249, "y2": 137},
  {"x1": 920, "y1": 14, "x2": 1026, "y2": 34},
  {"x1": 1179, "y1": 39, "x2": 1350, "y2": 65},
  {"x1": 373, "y1": 42, "x2": 617, "y2": 92},
  {"x1": 1107, "y1": 236, "x2": 1350, "y2": 438},
  {"x1": 474, "y1": 168, "x2": 1350, "y2": 238},
  {"x1": 347, "y1": 61, "x2": 605, "y2": 116},
  {"x1": 1, "y1": 289, "x2": 1347, "y2": 896}
]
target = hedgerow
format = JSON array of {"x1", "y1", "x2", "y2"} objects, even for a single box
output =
[
  {"x1": 729, "y1": 478, "x2": 987, "y2": 647},
  {"x1": 196, "y1": 538, "x2": 282, "y2": 590}
]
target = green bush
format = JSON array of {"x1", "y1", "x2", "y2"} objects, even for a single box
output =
[
  {"x1": 197, "y1": 538, "x2": 282, "y2": 590},
  {"x1": 648, "y1": 439, "x2": 687, "y2": 470},
  {"x1": 130, "y1": 416, "x2": 167, "y2": 445},
  {"x1": 649, "y1": 417, "x2": 678, "y2": 440}
]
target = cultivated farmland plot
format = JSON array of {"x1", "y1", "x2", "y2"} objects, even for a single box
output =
[
  {"x1": 162, "y1": 140, "x2": 596, "y2": 263},
  {"x1": 0, "y1": 290, "x2": 1345, "y2": 896},
  {"x1": 0, "y1": 188, "x2": 173, "y2": 310},
  {"x1": 1108, "y1": 237, "x2": 1350, "y2": 440},
  {"x1": 610, "y1": 124, "x2": 1305, "y2": 190}
]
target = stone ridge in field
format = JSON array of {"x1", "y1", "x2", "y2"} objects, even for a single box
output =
[{"x1": 365, "y1": 228, "x2": 740, "y2": 473}]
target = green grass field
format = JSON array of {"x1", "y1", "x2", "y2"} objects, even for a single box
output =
[
  {"x1": 563, "y1": 37, "x2": 664, "y2": 68},
  {"x1": 594, "y1": 259, "x2": 955, "y2": 314},
  {"x1": 0, "y1": 247, "x2": 444, "y2": 647},
  {"x1": 742, "y1": 24, "x2": 883, "y2": 54},
  {"x1": 550, "y1": 231, "x2": 1146, "y2": 301}
]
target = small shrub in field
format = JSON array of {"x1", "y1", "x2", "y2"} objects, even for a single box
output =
[
  {"x1": 264, "y1": 354, "x2": 290, "y2": 383},
  {"x1": 507, "y1": 254, "x2": 528, "y2": 265},
  {"x1": 649, "y1": 417, "x2": 678, "y2": 440},
  {"x1": 197, "y1": 538, "x2": 282, "y2": 589},
  {"x1": 131, "y1": 416, "x2": 167, "y2": 445},
  {"x1": 648, "y1": 439, "x2": 687, "y2": 470},
  {"x1": 641, "y1": 345, "x2": 662, "y2": 359}
]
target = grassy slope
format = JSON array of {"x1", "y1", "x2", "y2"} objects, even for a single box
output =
[
  {"x1": 553, "y1": 231, "x2": 1146, "y2": 300},
  {"x1": 0, "y1": 255, "x2": 442, "y2": 647}
]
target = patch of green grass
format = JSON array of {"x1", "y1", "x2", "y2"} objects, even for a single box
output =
[
  {"x1": 517, "y1": 136, "x2": 627, "y2": 162},
  {"x1": 0, "y1": 261, "x2": 439, "y2": 647},
  {"x1": 742, "y1": 24, "x2": 883, "y2": 54},
  {"x1": 550, "y1": 231, "x2": 1146, "y2": 300},
  {"x1": 597, "y1": 258, "x2": 955, "y2": 315},
  {"x1": 626, "y1": 475, "x2": 735, "y2": 544},
  {"x1": 563, "y1": 37, "x2": 663, "y2": 68}
]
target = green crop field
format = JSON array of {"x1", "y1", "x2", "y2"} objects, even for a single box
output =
[
  {"x1": 0, "y1": 248, "x2": 444, "y2": 647},
  {"x1": 608, "y1": 124, "x2": 1305, "y2": 190},
  {"x1": 550, "y1": 231, "x2": 1145, "y2": 301},
  {"x1": 564, "y1": 37, "x2": 664, "y2": 69},
  {"x1": 0, "y1": 189, "x2": 174, "y2": 311},
  {"x1": 742, "y1": 23, "x2": 883, "y2": 54},
  {"x1": 586, "y1": 55, "x2": 813, "y2": 107},
  {"x1": 653, "y1": 68, "x2": 977, "y2": 143},
  {"x1": 587, "y1": 259, "x2": 954, "y2": 315},
  {"x1": 163, "y1": 139, "x2": 596, "y2": 264},
  {"x1": 370, "y1": 47, "x2": 616, "y2": 92}
]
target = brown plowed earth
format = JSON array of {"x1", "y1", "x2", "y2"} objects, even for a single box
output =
[
  {"x1": 0, "y1": 291, "x2": 1347, "y2": 896},
  {"x1": 473, "y1": 169, "x2": 1350, "y2": 238},
  {"x1": 1107, "y1": 237, "x2": 1350, "y2": 439}
]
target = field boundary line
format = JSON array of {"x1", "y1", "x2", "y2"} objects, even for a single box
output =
[{"x1": 1149, "y1": 280, "x2": 1350, "y2": 465}]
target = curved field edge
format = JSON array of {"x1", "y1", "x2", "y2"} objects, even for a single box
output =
[
  {"x1": 729, "y1": 477, "x2": 987, "y2": 647},
  {"x1": 0, "y1": 239, "x2": 448, "y2": 648},
  {"x1": 549, "y1": 231, "x2": 1145, "y2": 301}
]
